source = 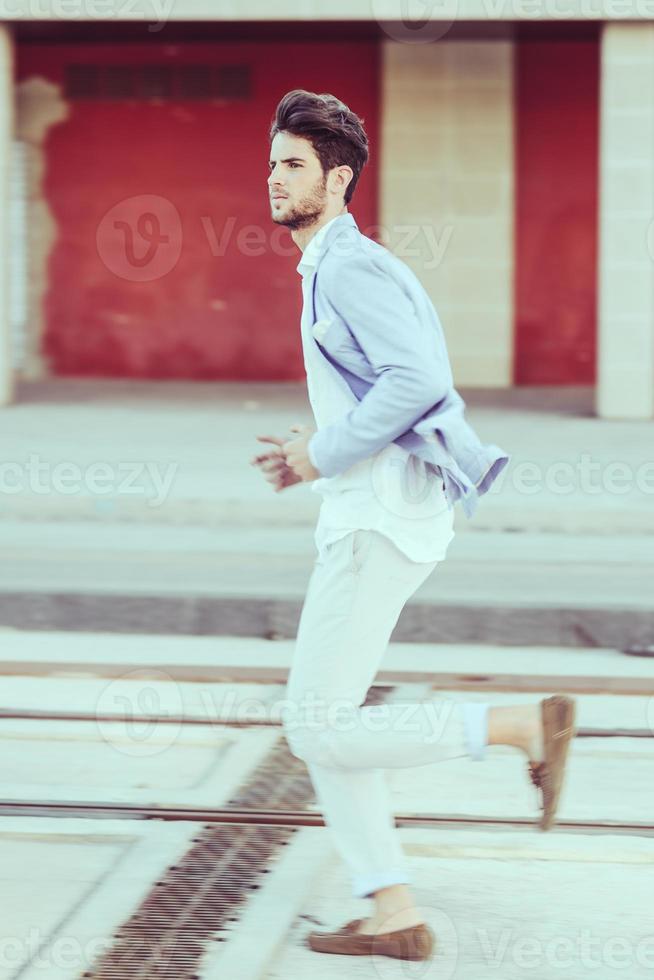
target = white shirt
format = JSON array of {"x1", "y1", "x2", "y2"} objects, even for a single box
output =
[{"x1": 297, "y1": 213, "x2": 455, "y2": 564}]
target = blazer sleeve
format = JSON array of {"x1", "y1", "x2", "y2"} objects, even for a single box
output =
[{"x1": 308, "y1": 250, "x2": 450, "y2": 478}]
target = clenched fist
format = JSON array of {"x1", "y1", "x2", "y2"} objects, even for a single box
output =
[
  {"x1": 250, "y1": 423, "x2": 319, "y2": 492},
  {"x1": 282, "y1": 423, "x2": 320, "y2": 482}
]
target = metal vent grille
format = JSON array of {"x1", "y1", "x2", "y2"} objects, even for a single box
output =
[
  {"x1": 215, "y1": 65, "x2": 251, "y2": 99},
  {"x1": 66, "y1": 64, "x2": 101, "y2": 99},
  {"x1": 64, "y1": 64, "x2": 252, "y2": 101},
  {"x1": 104, "y1": 65, "x2": 136, "y2": 99},
  {"x1": 83, "y1": 686, "x2": 392, "y2": 978},
  {"x1": 178, "y1": 65, "x2": 212, "y2": 100},
  {"x1": 83, "y1": 741, "x2": 310, "y2": 979},
  {"x1": 140, "y1": 66, "x2": 173, "y2": 100}
]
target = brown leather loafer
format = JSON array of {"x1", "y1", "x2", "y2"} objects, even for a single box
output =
[
  {"x1": 528, "y1": 694, "x2": 577, "y2": 830},
  {"x1": 306, "y1": 918, "x2": 435, "y2": 960}
]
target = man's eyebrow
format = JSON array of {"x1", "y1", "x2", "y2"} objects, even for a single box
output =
[{"x1": 268, "y1": 157, "x2": 306, "y2": 166}]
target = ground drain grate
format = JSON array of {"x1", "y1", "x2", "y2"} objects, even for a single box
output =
[{"x1": 83, "y1": 685, "x2": 393, "y2": 979}]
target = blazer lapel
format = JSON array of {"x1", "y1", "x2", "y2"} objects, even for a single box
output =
[{"x1": 312, "y1": 212, "x2": 359, "y2": 281}]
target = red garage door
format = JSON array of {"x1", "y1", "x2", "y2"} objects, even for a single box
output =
[
  {"x1": 514, "y1": 33, "x2": 600, "y2": 384},
  {"x1": 17, "y1": 40, "x2": 379, "y2": 379}
]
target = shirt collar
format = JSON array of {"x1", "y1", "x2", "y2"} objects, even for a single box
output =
[{"x1": 296, "y1": 212, "x2": 353, "y2": 278}]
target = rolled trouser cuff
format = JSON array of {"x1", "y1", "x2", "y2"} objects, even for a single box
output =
[
  {"x1": 352, "y1": 869, "x2": 413, "y2": 899},
  {"x1": 462, "y1": 702, "x2": 490, "y2": 761}
]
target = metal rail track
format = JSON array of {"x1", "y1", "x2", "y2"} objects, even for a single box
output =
[
  {"x1": 0, "y1": 799, "x2": 652, "y2": 836},
  {"x1": 1, "y1": 661, "x2": 652, "y2": 694},
  {"x1": 4, "y1": 706, "x2": 650, "y2": 980},
  {"x1": 2, "y1": 699, "x2": 650, "y2": 833},
  {"x1": 1, "y1": 707, "x2": 652, "y2": 740}
]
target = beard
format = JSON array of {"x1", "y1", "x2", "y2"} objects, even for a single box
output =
[{"x1": 272, "y1": 173, "x2": 328, "y2": 230}]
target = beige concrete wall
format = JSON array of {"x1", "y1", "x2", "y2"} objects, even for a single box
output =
[
  {"x1": 596, "y1": 23, "x2": 654, "y2": 419},
  {"x1": 14, "y1": 77, "x2": 70, "y2": 380},
  {"x1": 0, "y1": 24, "x2": 14, "y2": 406},
  {"x1": 2, "y1": 1, "x2": 653, "y2": 22},
  {"x1": 379, "y1": 39, "x2": 514, "y2": 387}
]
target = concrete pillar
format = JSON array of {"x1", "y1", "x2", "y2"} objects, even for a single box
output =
[
  {"x1": 596, "y1": 23, "x2": 654, "y2": 419},
  {"x1": 0, "y1": 23, "x2": 14, "y2": 406},
  {"x1": 380, "y1": 39, "x2": 514, "y2": 388}
]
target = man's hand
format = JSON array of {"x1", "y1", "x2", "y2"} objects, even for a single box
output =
[
  {"x1": 282, "y1": 423, "x2": 320, "y2": 482},
  {"x1": 250, "y1": 432, "x2": 303, "y2": 493}
]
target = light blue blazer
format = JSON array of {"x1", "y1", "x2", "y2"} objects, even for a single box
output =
[{"x1": 304, "y1": 212, "x2": 510, "y2": 518}]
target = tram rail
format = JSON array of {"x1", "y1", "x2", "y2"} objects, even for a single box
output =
[{"x1": 0, "y1": 799, "x2": 652, "y2": 836}]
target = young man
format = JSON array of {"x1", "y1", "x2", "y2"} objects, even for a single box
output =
[{"x1": 251, "y1": 89, "x2": 576, "y2": 962}]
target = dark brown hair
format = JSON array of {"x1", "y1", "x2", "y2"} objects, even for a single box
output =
[{"x1": 269, "y1": 89, "x2": 369, "y2": 205}]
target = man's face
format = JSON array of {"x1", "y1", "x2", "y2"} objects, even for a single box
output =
[{"x1": 268, "y1": 131, "x2": 328, "y2": 230}]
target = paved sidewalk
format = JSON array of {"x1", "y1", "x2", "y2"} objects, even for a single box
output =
[
  {"x1": 2, "y1": 379, "x2": 651, "y2": 980},
  {"x1": 255, "y1": 825, "x2": 654, "y2": 980},
  {"x1": 1, "y1": 520, "x2": 654, "y2": 645},
  {"x1": 1, "y1": 630, "x2": 652, "y2": 980},
  {"x1": 2, "y1": 628, "x2": 651, "y2": 684},
  {"x1": 1, "y1": 378, "x2": 652, "y2": 532}
]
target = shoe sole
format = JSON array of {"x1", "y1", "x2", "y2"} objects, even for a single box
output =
[
  {"x1": 307, "y1": 923, "x2": 435, "y2": 960},
  {"x1": 539, "y1": 694, "x2": 576, "y2": 830}
]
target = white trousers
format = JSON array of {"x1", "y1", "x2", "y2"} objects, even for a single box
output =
[{"x1": 283, "y1": 528, "x2": 490, "y2": 899}]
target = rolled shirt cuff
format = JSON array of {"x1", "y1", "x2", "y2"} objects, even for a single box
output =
[{"x1": 307, "y1": 436, "x2": 319, "y2": 471}]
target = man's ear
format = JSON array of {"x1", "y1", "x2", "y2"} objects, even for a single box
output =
[{"x1": 329, "y1": 165, "x2": 353, "y2": 197}]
